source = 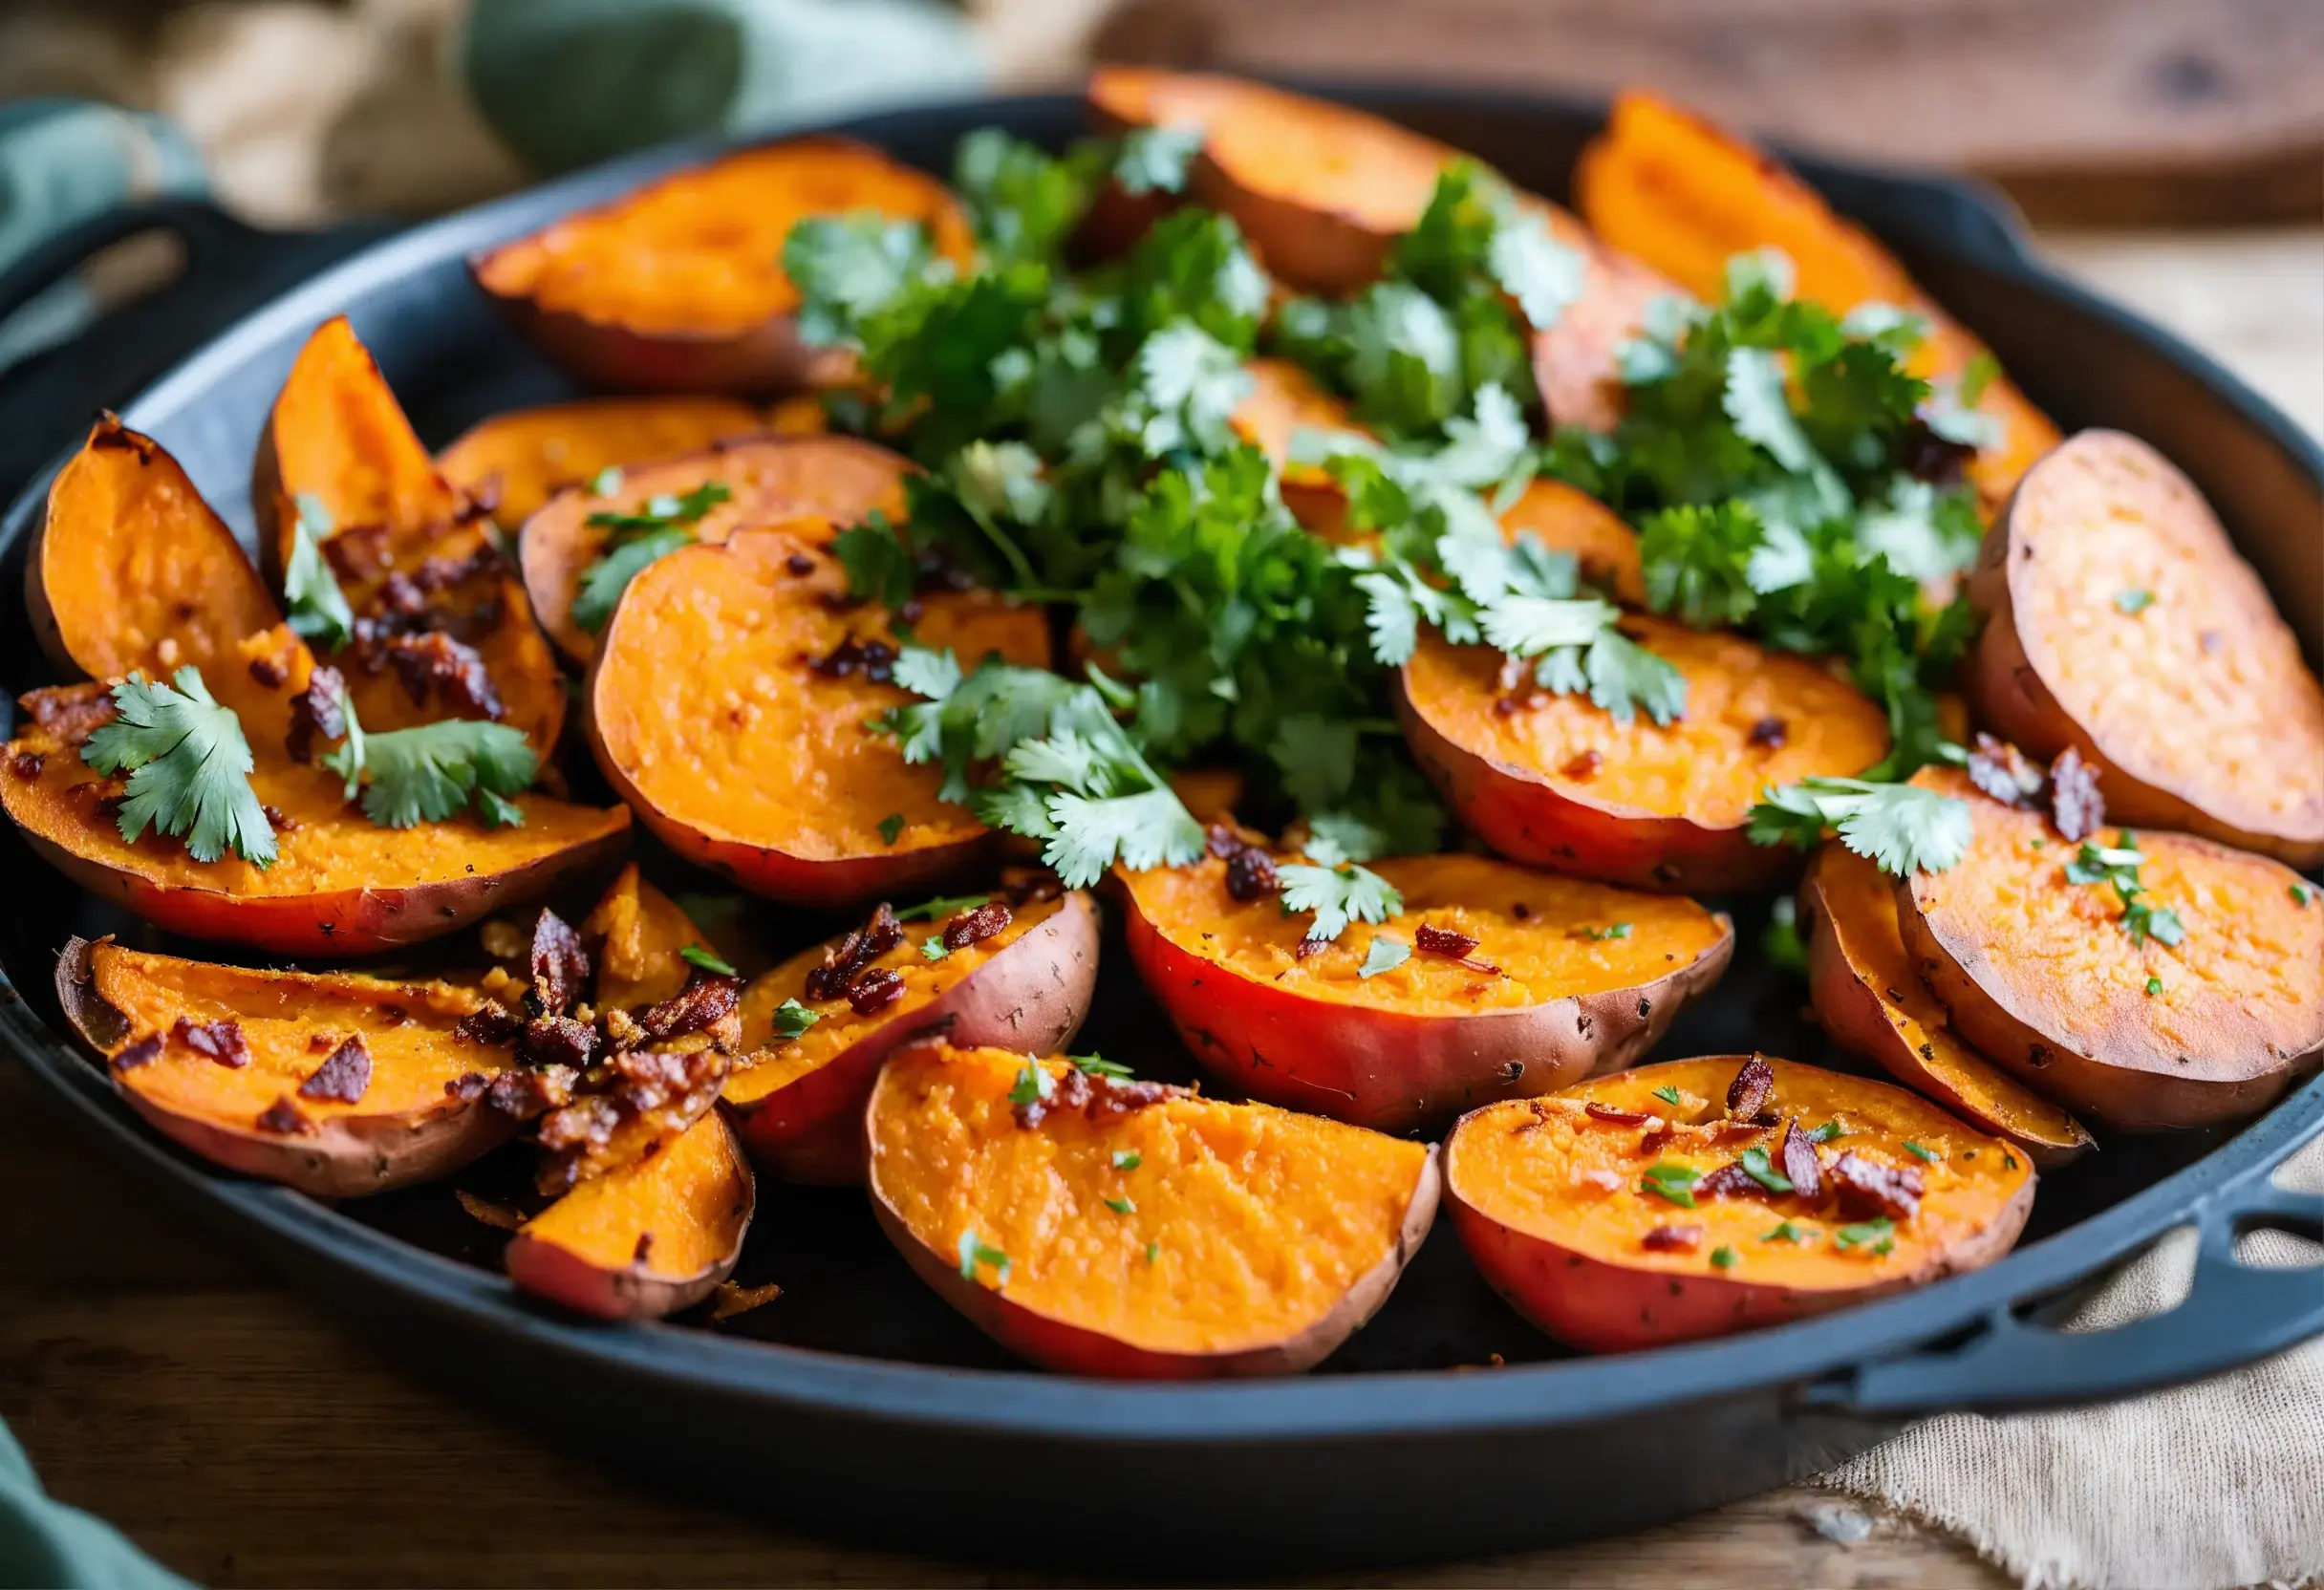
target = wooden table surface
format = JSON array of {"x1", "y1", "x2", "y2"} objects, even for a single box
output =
[{"x1": 3, "y1": 230, "x2": 2315, "y2": 1589}]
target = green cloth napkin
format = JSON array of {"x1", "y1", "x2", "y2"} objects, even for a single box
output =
[{"x1": 0, "y1": 1423, "x2": 191, "y2": 1590}]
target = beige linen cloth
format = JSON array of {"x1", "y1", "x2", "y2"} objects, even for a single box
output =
[{"x1": 1819, "y1": 1134, "x2": 2324, "y2": 1589}]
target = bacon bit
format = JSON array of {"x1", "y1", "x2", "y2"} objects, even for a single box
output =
[
  {"x1": 1830, "y1": 1152, "x2": 1924, "y2": 1222},
  {"x1": 785, "y1": 553, "x2": 816, "y2": 576},
  {"x1": 639, "y1": 974, "x2": 743, "y2": 1040},
  {"x1": 9, "y1": 750, "x2": 45, "y2": 781},
  {"x1": 454, "y1": 1002, "x2": 522, "y2": 1047},
  {"x1": 455, "y1": 1190, "x2": 526, "y2": 1231},
  {"x1": 1017, "y1": 1064, "x2": 1188, "y2": 1129},
  {"x1": 1512, "y1": 902, "x2": 1532, "y2": 920},
  {"x1": 1747, "y1": 716, "x2": 1788, "y2": 749},
  {"x1": 1779, "y1": 1120, "x2": 1822, "y2": 1200},
  {"x1": 1294, "y1": 935, "x2": 1330, "y2": 960},
  {"x1": 807, "y1": 634, "x2": 898, "y2": 682},
  {"x1": 1641, "y1": 1224, "x2": 1703, "y2": 1253},
  {"x1": 113, "y1": 1033, "x2": 164, "y2": 1072},
  {"x1": 444, "y1": 1071, "x2": 490, "y2": 1102},
  {"x1": 298, "y1": 1034, "x2": 373, "y2": 1104},
  {"x1": 633, "y1": 1232, "x2": 656, "y2": 1266},
  {"x1": 323, "y1": 523, "x2": 398, "y2": 584},
  {"x1": 1414, "y1": 922, "x2": 1501, "y2": 975},
  {"x1": 384, "y1": 631, "x2": 503, "y2": 719},
  {"x1": 535, "y1": 1046, "x2": 728, "y2": 1194},
  {"x1": 254, "y1": 1096, "x2": 312, "y2": 1136},
  {"x1": 26, "y1": 684, "x2": 118, "y2": 745},
  {"x1": 941, "y1": 901, "x2": 1013, "y2": 952},
  {"x1": 1694, "y1": 1163, "x2": 1767, "y2": 1201},
  {"x1": 709, "y1": 1279, "x2": 785, "y2": 1322},
  {"x1": 528, "y1": 909, "x2": 590, "y2": 1016},
  {"x1": 1224, "y1": 847, "x2": 1280, "y2": 903},
  {"x1": 1583, "y1": 1102, "x2": 1655, "y2": 1128},
  {"x1": 1560, "y1": 748, "x2": 1603, "y2": 781},
  {"x1": 520, "y1": 1015, "x2": 597, "y2": 1070},
  {"x1": 1725, "y1": 1054, "x2": 1775, "y2": 1121},
  {"x1": 171, "y1": 1017, "x2": 250, "y2": 1069},
  {"x1": 286, "y1": 666, "x2": 351, "y2": 763},
  {"x1": 484, "y1": 1064, "x2": 577, "y2": 1122},
  {"x1": 247, "y1": 654, "x2": 288, "y2": 689},
  {"x1": 1000, "y1": 867, "x2": 1063, "y2": 906},
  {"x1": 846, "y1": 968, "x2": 906, "y2": 1016},
  {"x1": 2046, "y1": 746, "x2": 2105, "y2": 843},
  {"x1": 806, "y1": 903, "x2": 903, "y2": 1001},
  {"x1": 1638, "y1": 1126, "x2": 1674, "y2": 1156},
  {"x1": 260, "y1": 804, "x2": 297, "y2": 832},
  {"x1": 1967, "y1": 733, "x2": 2044, "y2": 807},
  {"x1": 307, "y1": 1031, "x2": 338, "y2": 1053}
]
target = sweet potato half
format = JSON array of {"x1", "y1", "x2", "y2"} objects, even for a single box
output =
[
  {"x1": 1899, "y1": 769, "x2": 2324, "y2": 1131},
  {"x1": 518, "y1": 433, "x2": 915, "y2": 664},
  {"x1": 723, "y1": 887, "x2": 1100, "y2": 1182},
  {"x1": 867, "y1": 1043, "x2": 1440, "y2": 1378},
  {"x1": 1447, "y1": 1055, "x2": 2035, "y2": 1351},
  {"x1": 55, "y1": 936, "x2": 517, "y2": 1196},
  {"x1": 471, "y1": 137, "x2": 975, "y2": 396},
  {"x1": 586, "y1": 526, "x2": 1049, "y2": 909},
  {"x1": 1120, "y1": 849, "x2": 1732, "y2": 1132},
  {"x1": 1398, "y1": 615, "x2": 1890, "y2": 890},
  {"x1": 1800, "y1": 844, "x2": 2093, "y2": 1165},
  {"x1": 1575, "y1": 91, "x2": 2058, "y2": 512},
  {"x1": 1966, "y1": 430, "x2": 2324, "y2": 867},
  {"x1": 436, "y1": 397, "x2": 763, "y2": 528},
  {"x1": 506, "y1": 1110, "x2": 755, "y2": 1321}
]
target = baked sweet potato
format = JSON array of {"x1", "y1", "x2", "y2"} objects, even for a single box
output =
[
  {"x1": 55, "y1": 935, "x2": 517, "y2": 1196},
  {"x1": 585, "y1": 526, "x2": 1049, "y2": 909},
  {"x1": 436, "y1": 397, "x2": 763, "y2": 527},
  {"x1": 1575, "y1": 91, "x2": 2059, "y2": 512},
  {"x1": 723, "y1": 887, "x2": 1100, "y2": 1182},
  {"x1": 1398, "y1": 615, "x2": 1890, "y2": 890},
  {"x1": 1965, "y1": 430, "x2": 2324, "y2": 867},
  {"x1": 867, "y1": 1042, "x2": 1440, "y2": 1377},
  {"x1": 1120, "y1": 848, "x2": 1732, "y2": 1132},
  {"x1": 1447, "y1": 1054, "x2": 2035, "y2": 1351},
  {"x1": 505, "y1": 1110, "x2": 754, "y2": 1321},
  {"x1": 26, "y1": 416, "x2": 282, "y2": 684},
  {"x1": 471, "y1": 137, "x2": 975, "y2": 396},
  {"x1": 250, "y1": 316, "x2": 567, "y2": 752},
  {"x1": 518, "y1": 433, "x2": 915, "y2": 664},
  {"x1": 580, "y1": 862, "x2": 723, "y2": 1013},
  {"x1": 1800, "y1": 844, "x2": 2093, "y2": 1165},
  {"x1": 1898, "y1": 768, "x2": 2323, "y2": 1131}
]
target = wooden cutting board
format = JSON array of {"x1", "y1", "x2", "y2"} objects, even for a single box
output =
[{"x1": 1090, "y1": 0, "x2": 2324, "y2": 225}]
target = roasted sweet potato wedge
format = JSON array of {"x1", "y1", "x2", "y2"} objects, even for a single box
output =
[
  {"x1": 506, "y1": 1110, "x2": 755, "y2": 1321},
  {"x1": 1898, "y1": 768, "x2": 2323, "y2": 1131},
  {"x1": 723, "y1": 888, "x2": 1099, "y2": 1182},
  {"x1": 1966, "y1": 430, "x2": 2324, "y2": 867},
  {"x1": 436, "y1": 397, "x2": 763, "y2": 527},
  {"x1": 1447, "y1": 1054, "x2": 2035, "y2": 1351},
  {"x1": 55, "y1": 936, "x2": 518, "y2": 1196},
  {"x1": 580, "y1": 862, "x2": 726, "y2": 1013},
  {"x1": 1120, "y1": 848, "x2": 1732, "y2": 1132},
  {"x1": 1800, "y1": 844, "x2": 2093, "y2": 1165},
  {"x1": 585, "y1": 526, "x2": 1049, "y2": 908},
  {"x1": 868, "y1": 1043, "x2": 1440, "y2": 1377},
  {"x1": 1575, "y1": 91, "x2": 2058, "y2": 511},
  {"x1": 519, "y1": 433, "x2": 915, "y2": 664},
  {"x1": 26, "y1": 416, "x2": 282, "y2": 683},
  {"x1": 471, "y1": 137, "x2": 975, "y2": 396},
  {"x1": 1398, "y1": 615, "x2": 1890, "y2": 890}
]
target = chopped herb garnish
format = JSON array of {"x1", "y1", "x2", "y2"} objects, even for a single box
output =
[
  {"x1": 1809, "y1": 1119, "x2": 1847, "y2": 1144},
  {"x1": 570, "y1": 481, "x2": 732, "y2": 631},
  {"x1": 894, "y1": 892, "x2": 991, "y2": 922},
  {"x1": 1652, "y1": 1085, "x2": 1684, "y2": 1108},
  {"x1": 1738, "y1": 1146, "x2": 1795, "y2": 1193},
  {"x1": 82, "y1": 668, "x2": 275, "y2": 866},
  {"x1": 1762, "y1": 1221, "x2": 1811, "y2": 1244},
  {"x1": 957, "y1": 1229, "x2": 1010, "y2": 1283},
  {"x1": 1762, "y1": 894, "x2": 1807, "y2": 973},
  {"x1": 1008, "y1": 1061, "x2": 1054, "y2": 1107},
  {"x1": 1903, "y1": 1140, "x2": 1940, "y2": 1162},
  {"x1": 876, "y1": 811, "x2": 906, "y2": 846},
  {"x1": 679, "y1": 944, "x2": 738, "y2": 977},
  {"x1": 1710, "y1": 1245, "x2": 1739, "y2": 1270},
  {"x1": 1112, "y1": 1150, "x2": 1142, "y2": 1171},
  {"x1": 1359, "y1": 934, "x2": 1411, "y2": 978},
  {"x1": 2067, "y1": 832, "x2": 2186, "y2": 947},
  {"x1": 1104, "y1": 1195, "x2": 1136, "y2": 1215},
  {"x1": 1582, "y1": 922, "x2": 1633, "y2": 941},
  {"x1": 1072, "y1": 1053, "x2": 1134, "y2": 1079},
  {"x1": 1146, "y1": 1240, "x2": 1160, "y2": 1265},
  {"x1": 587, "y1": 465, "x2": 623, "y2": 497},
  {"x1": 282, "y1": 493, "x2": 355, "y2": 652},
  {"x1": 1641, "y1": 1162, "x2": 1702, "y2": 1208},
  {"x1": 2003, "y1": 1150, "x2": 2020, "y2": 1171},
  {"x1": 920, "y1": 937, "x2": 951, "y2": 962},
  {"x1": 2114, "y1": 589, "x2": 2155, "y2": 614},
  {"x1": 770, "y1": 999, "x2": 818, "y2": 1040},
  {"x1": 2292, "y1": 884, "x2": 2313, "y2": 908},
  {"x1": 2145, "y1": 975, "x2": 2163, "y2": 997},
  {"x1": 1872, "y1": 1236, "x2": 1896, "y2": 1256},
  {"x1": 1834, "y1": 1216, "x2": 1895, "y2": 1251}
]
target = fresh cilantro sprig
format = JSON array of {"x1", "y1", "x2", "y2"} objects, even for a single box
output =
[
  {"x1": 2066, "y1": 833, "x2": 2187, "y2": 948},
  {"x1": 82, "y1": 668, "x2": 275, "y2": 866},
  {"x1": 1280, "y1": 862, "x2": 1405, "y2": 944},
  {"x1": 283, "y1": 493, "x2": 355, "y2": 652},
  {"x1": 1746, "y1": 774, "x2": 1973, "y2": 876},
  {"x1": 570, "y1": 482, "x2": 732, "y2": 633},
  {"x1": 319, "y1": 710, "x2": 535, "y2": 830}
]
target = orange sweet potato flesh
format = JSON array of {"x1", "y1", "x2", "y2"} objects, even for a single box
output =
[
  {"x1": 868, "y1": 1043, "x2": 1440, "y2": 1377},
  {"x1": 436, "y1": 398, "x2": 763, "y2": 528},
  {"x1": 581, "y1": 862, "x2": 721, "y2": 1013},
  {"x1": 472, "y1": 138, "x2": 975, "y2": 395},
  {"x1": 55, "y1": 936, "x2": 515, "y2": 1197},
  {"x1": 1120, "y1": 850, "x2": 1732, "y2": 1131},
  {"x1": 1523, "y1": 199, "x2": 1684, "y2": 434},
  {"x1": 519, "y1": 434, "x2": 915, "y2": 664},
  {"x1": 586, "y1": 526, "x2": 1051, "y2": 909},
  {"x1": 1447, "y1": 1055, "x2": 2034, "y2": 1351},
  {"x1": 1899, "y1": 768, "x2": 2323, "y2": 1131},
  {"x1": 725, "y1": 890, "x2": 1100, "y2": 1182},
  {"x1": 1800, "y1": 844, "x2": 2092, "y2": 1165},
  {"x1": 26, "y1": 417, "x2": 282, "y2": 684},
  {"x1": 506, "y1": 1111, "x2": 755, "y2": 1321},
  {"x1": 1576, "y1": 92, "x2": 2058, "y2": 512},
  {"x1": 1399, "y1": 615, "x2": 1889, "y2": 889},
  {"x1": 1967, "y1": 431, "x2": 2324, "y2": 867}
]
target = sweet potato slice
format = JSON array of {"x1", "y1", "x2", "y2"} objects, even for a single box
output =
[
  {"x1": 868, "y1": 1043, "x2": 1440, "y2": 1378},
  {"x1": 1120, "y1": 849, "x2": 1731, "y2": 1132},
  {"x1": 505, "y1": 1110, "x2": 755, "y2": 1321},
  {"x1": 1575, "y1": 91, "x2": 2058, "y2": 511},
  {"x1": 1898, "y1": 768, "x2": 2323, "y2": 1131},
  {"x1": 585, "y1": 526, "x2": 1049, "y2": 909},
  {"x1": 471, "y1": 137, "x2": 975, "y2": 396},
  {"x1": 1398, "y1": 615, "x2": 1889, "y2": 890},
  {"x1": 436, "y1": 398, "x2": 763, "y2": 528},
  {"x1": 580, "y1": 863, "x2": 725, "y2": 1013},
  {"x1": 723, "y1": 888, "x2": 1099, "y2": 1182},
  {"x1": 26, "y1": 416, "x2": 282, "y2": 683},
  {"x1": 519, "y1": 433, "x2": 915, "y2": 664},
  {"x1": 1800, "y1": 844, "x2": 2093, "y2": 1165},
  {"x1": 1966, "y1": 431, "x2": 2324, "y2": 867},
  {"x1": 55, "y1": 936, "x2": 517, "y2": 1196},
  {"x1": 1447, "y1": 1054, "x2": 2034, "y2": 1351}
]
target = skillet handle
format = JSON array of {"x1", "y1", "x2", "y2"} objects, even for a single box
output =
[{"x1": 1801, "y1": 1131, "x2": 2324, "y2": 1417}]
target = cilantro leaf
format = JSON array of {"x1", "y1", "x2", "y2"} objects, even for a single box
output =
[
  {"x1": 679, "y1": 944, "x2": 737, "y2": 977},
  {"x1": 1114, "y1": 124, "x2": 1203, "y2": 196},
  {"x1": 1748, "y1": 777, "x2": 1972, "y2": 876},
  {"x1": 570, "y1": 527, "x2": 691, "y2": 634},
  {"x1": 1044, "y1": 786, "x2": 1204, "y2": 888},
  {"x1": 82, "y1": 668, "x2": 274, "y2": 866},
  {"x1": 1278, "y1": 862, "x2": 1404, "y2": 944},
  {"x1": 1583, "y1": 631, "x2": 1687, "y2": 727},
  {"x1": 955, "y1": 129, "x2": 1104, "y2": 267},
  {"x1": 1359, "y1": 934, "x2": 1410, "y2": 978},
  {"x1": 323, "y1": 720, "x2": 535, "y2": 829},
  {"x1": 785, "y1": 213, "x2": 940, "y2": 344},
  {"x1": 770, "y1": 999, "x2": 818, "y2": 1041},
  {"x1": 283, "y1": 494, "x2": 355, "y2": 652}
]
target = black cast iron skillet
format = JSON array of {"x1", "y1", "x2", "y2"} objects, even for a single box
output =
[{"x1": 0, "y1": 85, "x2": 2319, "y2": 1576}]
